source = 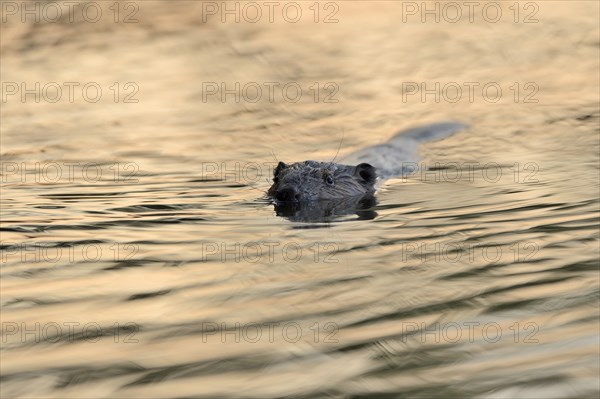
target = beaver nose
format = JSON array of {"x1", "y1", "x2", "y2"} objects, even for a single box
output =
[{"x1": 276, "y1": 186, "x2": 300, "y2": 202}]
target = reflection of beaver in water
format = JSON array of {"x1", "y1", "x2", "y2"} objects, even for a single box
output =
[{"x1": 268, "y1": 122, "x2": 467, "y2": 204}]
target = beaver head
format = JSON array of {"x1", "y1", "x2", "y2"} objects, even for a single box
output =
[{"x1": 267, "y1": 160, "x2": 377, "y2": 202}]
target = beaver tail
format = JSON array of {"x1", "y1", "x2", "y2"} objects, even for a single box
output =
[
  {"x1": 387, "y1": 122, "x2": 468, "y2": 145},
  {"x1": 341, "y1": 122, "x2": 467, "y2": 181}
]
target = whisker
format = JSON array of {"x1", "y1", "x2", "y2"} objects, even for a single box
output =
[
  {"x1": 270, "y1": 150, "x2": 279, "y2": 163},
  {"x1": 245, "y1": 184, "x2": 268, "y2": 194},
  {"x1": 329, "y1": 128, "x2": 345, "y2": 166}
]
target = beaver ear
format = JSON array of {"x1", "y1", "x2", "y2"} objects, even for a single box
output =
[
  {"x1": 274, "y1": 161, "x2": 287, "y2": 177},
  {"x1": 354, "y1": 163, "x2": 376, "y2": 184}
]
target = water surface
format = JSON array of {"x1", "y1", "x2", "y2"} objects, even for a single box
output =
[{"x1": 1, "y1": 1, "x2": 599, "y2": 398}]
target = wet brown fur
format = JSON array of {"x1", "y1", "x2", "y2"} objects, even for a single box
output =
[{"x1": 268, "y1": 160, "x2": 376, "y2": 202}]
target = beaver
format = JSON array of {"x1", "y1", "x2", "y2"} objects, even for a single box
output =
[
  {"x1": 268, "y1": 161, "x2": 377, "y2": 202},
  {"x1": 268, "y1": 122, "x2": 467, "y2": 204}
]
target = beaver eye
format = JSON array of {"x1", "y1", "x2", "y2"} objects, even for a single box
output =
[{"x1": 325, "y1": 175, "x2": 334, "y2": 186}]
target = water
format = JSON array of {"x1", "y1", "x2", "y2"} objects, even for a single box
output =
[{"x1": 1, "y1": 1, "x2": 599, "y2": 398}]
